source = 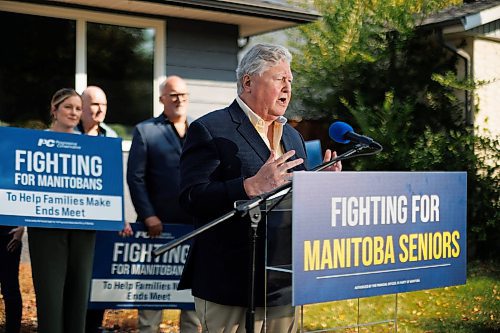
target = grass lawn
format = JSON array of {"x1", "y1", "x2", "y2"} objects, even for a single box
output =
[
  {"x1": 299, "y1": 260, "x2": 499, "y2": 332},
  {"x1": 1, "y1": 260, "x2": 498, "y2": 332}
]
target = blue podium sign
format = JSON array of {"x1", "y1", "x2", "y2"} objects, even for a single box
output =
[
  {"x1": 0, "y1": 127, "x2": 123, "y2": 230},
  {"x1": 88, "y1": 223, "x2": 194, "y2": 310},
  {"x1": 292, "y1": 171, "x2": 467, "y2": 305}
]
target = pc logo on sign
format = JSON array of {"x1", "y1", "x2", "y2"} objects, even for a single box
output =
[{"x1": 37, "y1": 138, "x2": 56, "y2": 147}]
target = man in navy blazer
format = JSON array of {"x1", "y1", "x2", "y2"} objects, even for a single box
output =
[
  {"x1": 178, "y1": 44, "x2": 342, "y2": 332},
  {"x1": 127, "y1": 76, "x2": 200, "y2": 333}
]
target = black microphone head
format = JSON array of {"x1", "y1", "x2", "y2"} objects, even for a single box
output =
[{"x1": 329, "y1": 121, "x2": 353, "y2": 144}]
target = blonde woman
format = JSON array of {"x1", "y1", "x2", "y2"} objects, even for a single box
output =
[{"x1": 28, "y1": 88, "x2": 96, "y2": 333}]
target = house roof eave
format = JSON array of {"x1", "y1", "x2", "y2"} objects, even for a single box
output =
[
  {"x1": 39, "y1": 0, "x2": 320, "y2": 37},
  {"x1": 418, "y1": 1, "x2": 500, "y2": 34}
]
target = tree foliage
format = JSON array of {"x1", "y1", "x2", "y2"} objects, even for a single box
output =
[
  {"x1": 290, "y1": 0, "x2": 461, "y2": 122},
  {"x1": 290, "y1": 0, "x2": 499, "y2": 259},
  {"x1": 409, "y1": 129, "x2": 500, "y2": 257}
]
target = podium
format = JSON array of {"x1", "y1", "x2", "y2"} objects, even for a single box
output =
[
  {"x1": 262, "y1": 189, "x2": 296, "y2": 329},
  {"x1": 261, "y1": 171, "x2": 467, "y2": 332},
  {"x1": 153, "y1": 171, "x2": 467, "y2": 332}
]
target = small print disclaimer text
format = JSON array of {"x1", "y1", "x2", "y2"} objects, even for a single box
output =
[{"x1": 354, "y1": 278, "x2": 420, "y2": 290}]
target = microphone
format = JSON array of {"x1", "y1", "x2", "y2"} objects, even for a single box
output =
[{"x1": 329, "y1": 121, "x2": 381, "y2": 148}]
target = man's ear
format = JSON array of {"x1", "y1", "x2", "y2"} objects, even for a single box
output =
[{"x1": 242, "y1": 74, "x2": 252, "y2": 92}]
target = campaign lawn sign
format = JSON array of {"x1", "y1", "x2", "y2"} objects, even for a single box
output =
[
  {"x1": 0, "y1": 127, "x2": 123, "y2": 230},
  {"x1": 89, "y1": 223, "x2": 194, "y2": 310}
]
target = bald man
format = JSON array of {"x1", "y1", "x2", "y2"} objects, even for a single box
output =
[
  {"x1": 79, "y1": 86, "x2": 119, "y2": 333},
  {"x1": 127, "y1": 76, "x2": 201, "y2": 333},
  {"x1": 78, "y1": 86, "x2": 118, "y2": 137}
]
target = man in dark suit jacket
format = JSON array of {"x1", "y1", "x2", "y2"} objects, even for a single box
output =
[
  {"x1": 127, "y1": 76, "x2": 200, "y2": 333},
  {"x1": 178, "y1": 44, "x2": 342, "y2": 332}
]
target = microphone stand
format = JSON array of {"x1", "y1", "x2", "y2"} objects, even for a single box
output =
[
  {"x1": 153, "y1": 143, "x2": 375, "y2": 333},
  {"x1": 153, "y1": 143, "x2": 367, "y2": 256}
]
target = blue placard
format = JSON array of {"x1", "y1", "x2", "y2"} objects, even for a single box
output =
[
  {"x1": 88, "y1": 223, "x2": 194, "y2": 310},
  {"x1": 292, "y1": 171, "x2": 467, "y2": 305},
  {"x1": 305, "y1": 140, "x2": 322, "y2": 169},
  {"x1": 0, "y1": 126, "x2": 123, "y2": 231}
]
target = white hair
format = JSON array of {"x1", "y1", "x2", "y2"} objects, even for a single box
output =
[{"x1": 236, "y1": 43, "x2": 292, "y2": 95}]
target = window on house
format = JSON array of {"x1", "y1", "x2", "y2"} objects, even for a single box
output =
[
  {"x1": 87, "y1": 22, "x2": 154, "y2": 131},
  {"x1": 0, "y1": 12, "x2": 76, "y2": 128},
  {"x1": 0, "y1": 5, "x2": 163, "y2": 136}
]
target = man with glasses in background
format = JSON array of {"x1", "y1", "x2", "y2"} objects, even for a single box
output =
[{"x1": 127, "y1": 76, "x2": 201, "y2": 333}]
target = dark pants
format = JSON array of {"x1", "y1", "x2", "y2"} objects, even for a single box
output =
[
  {"x1": 0, "y1": 230, "x2": 22, "y2": 333},
  {"x1": 85, "y1": 309, "x2": 105, "y2": 333},
  {"x1": 28, "y1": 227, "x2": 96, "y2": 333}
]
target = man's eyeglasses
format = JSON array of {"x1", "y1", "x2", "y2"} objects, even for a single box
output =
[{"x1": 165, "y1": 93, "x2": 189, "y2": 102}]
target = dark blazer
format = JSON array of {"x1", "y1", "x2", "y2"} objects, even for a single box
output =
[
  {"x1": 127, "y1": 114, "x2": 191, "y2": 224},
  {"x1": 178, "y1": 100, "x2": 307, "y2": 306}
]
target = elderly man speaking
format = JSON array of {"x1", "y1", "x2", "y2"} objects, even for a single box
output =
[{"x1": 178, "y1": 43, "x2": 342, "y2": 333}]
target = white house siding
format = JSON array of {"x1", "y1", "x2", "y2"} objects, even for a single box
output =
[
  {"x1": 165, "y1": 18, "x2": 239, "y2": 119},
  {"x1": 187, "y1": 79, "x2": 237, "y2": 120},
  {"x1": 473, "y1": 38, "x2": 500, "y2": 137},
  {"x1": 121, "y1": 151, "x2": 138, "y2": 223}
]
